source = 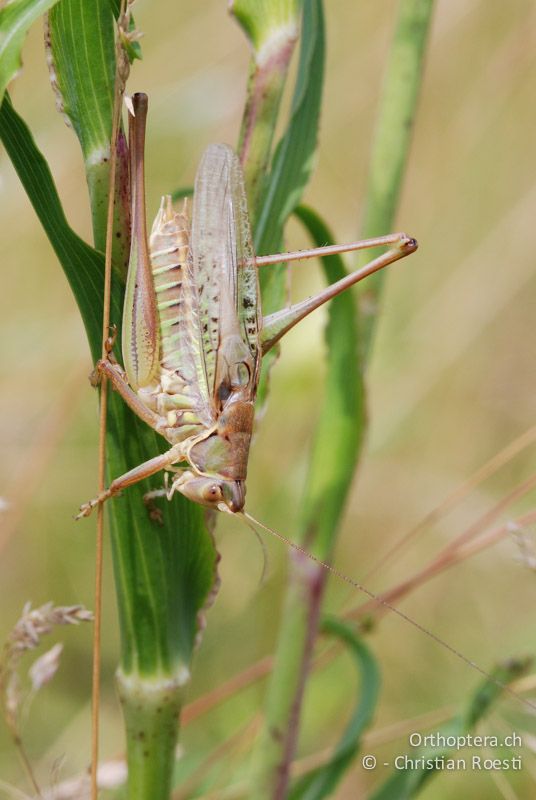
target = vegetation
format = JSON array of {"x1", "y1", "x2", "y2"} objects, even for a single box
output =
[{"x1": 1, "y1": 1, "x2": 535, "y2": 798}]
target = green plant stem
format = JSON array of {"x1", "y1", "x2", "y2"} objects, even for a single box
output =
[
  {"x1": 117, "y1": 672, "x2": 185, "y2": 800},
  {"x1": 0, "y1": 3, "x2": 219, "y2": 794},
  {"x1": 105, "y1": 407, "x2": 216, "y2": 800},
  {"x1": 357, "y1": 0, "x2": 435, "y2": 358},
  {"x1": 232, "y1": 0, "x2": 304, "y2": 217},
  {"x1": 249, "y1": 3, "x2": 435, "y2": 797},
  {"x1": 249, "y1": 207, "x2": 362, "y2": 800},
  {"x1": 252, "y1": 555, "x2": 327, "y2": 800},
  {"x1": 232, "y1": 11, "x2": 327, "y2": 792}
]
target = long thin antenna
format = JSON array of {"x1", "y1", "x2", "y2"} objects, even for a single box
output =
[
  {"x1": 248, "y1": 521, "x2": 269, "y2": 586},
  {"x1": 219, "y1": 504, "x2": 269, "y2": 585},
  {"x1": 241, "y1": 511, "x2": 536, "y2": 715}
]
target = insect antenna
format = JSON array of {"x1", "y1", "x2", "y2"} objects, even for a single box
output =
[
  {"x1": 240, "y1": 511, "x2": 536, "y2": 715},
  {"x1": 219, "y1": 505, "x2": 269, "y2": 586},
  {"x1": 240, "y1": 515, "x2": 270, "y2": 586}
]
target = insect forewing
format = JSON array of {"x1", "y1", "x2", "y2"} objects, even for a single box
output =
[
  {"x1": 122, "y1": 94, "x2": 161, "y2": 391},
  {"x1": 191, "y1": 145, "x2": 260, "y2": 408}
]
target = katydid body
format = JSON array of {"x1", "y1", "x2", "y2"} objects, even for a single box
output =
[{"x1": 78, "y1": 93, "x2": 417, "y2": 519}]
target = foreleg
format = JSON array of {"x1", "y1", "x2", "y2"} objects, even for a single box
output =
[{"x1": 77, "y1": 444, "x2": 185, "y2": 519}]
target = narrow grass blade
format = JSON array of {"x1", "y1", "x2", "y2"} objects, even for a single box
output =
[
  {"x1": 253, "y1": 0, "x2": 325, "y2": 405},
  {"x1": 288, "y1": 617, "x2": 380, "y2": 800},
  {"x1": 370, "y1": 658, "x2": 530, "y2": 800},
  {"x1": 245, "y1": 1, "x2": 329, "y2": 792}
]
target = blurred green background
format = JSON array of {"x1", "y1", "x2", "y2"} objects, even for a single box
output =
[{"x1": 2, "y1": 1, "x2": 536, "y2": 797}]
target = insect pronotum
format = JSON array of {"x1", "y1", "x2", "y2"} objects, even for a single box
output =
[{"x1": 78, "y1": 92, "x2": 417, "y2": 520}]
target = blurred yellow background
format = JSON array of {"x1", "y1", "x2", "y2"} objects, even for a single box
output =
[{"x1": 1, "y1": 1, "x2": 536, "y2": 797}]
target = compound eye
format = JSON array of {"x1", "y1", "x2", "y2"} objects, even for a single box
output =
[{"x1": 203, "y1": 483, "x2": 223, "y2": 503}]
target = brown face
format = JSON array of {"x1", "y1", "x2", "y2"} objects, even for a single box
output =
[
  {"x1": 222, "y1": 480, "x2": 246, "y2": 512},
  {"x1": 181, "y1": 400, "x2": 254, "y2": 513}
]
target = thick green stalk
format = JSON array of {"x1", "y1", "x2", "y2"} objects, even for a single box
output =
[
  {"x1": 250, "y1": 3, "x2": 435, "y2": 797},
  {"x1": 117, "y1": 673, "x2": 185, "y2": 799},
  {"x1": 104, "y1": 401, "x2": 215, "y2": 800},
  {"x1": 1, "y1": 2, "x2": 219, "y2": 796}
]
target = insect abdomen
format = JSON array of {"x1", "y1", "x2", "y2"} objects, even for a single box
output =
[
  {"x1": 150, "y1": 199, "x2": 191, "y2": 372},
  {"x1": 148, "y1": 196, "x2": 213, "y2": 433}
]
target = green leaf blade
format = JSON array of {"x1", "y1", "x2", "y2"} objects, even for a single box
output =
[
  {"x1": 47, "y1": 0, "x2": 114, "y2": 160},
  {"x1": 255, "y1": 0, "x2": 324, "y2": 261},
  {"x1": 294, "y1": 205, "x2": 365, "y2": 558},
  {"x1": 46, "y1": 0, "x2": 130, "y2": 267},
  {"x1": 254, "y1": 0, "x2": 325, "y2": 407},
  {"x1": 0, "y1": 0, "x2": 61, "y2": 104},
  {"x1": 0, "y1": 93, "x2": 107, "y2": 356}
]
